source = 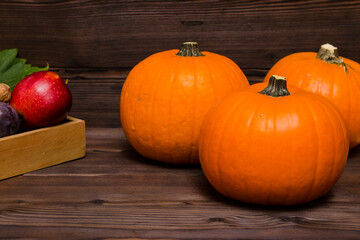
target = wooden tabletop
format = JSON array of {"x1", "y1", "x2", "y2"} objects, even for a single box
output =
[{"x1": 0, "y1": 127, "x2": 359, "y2": 239}]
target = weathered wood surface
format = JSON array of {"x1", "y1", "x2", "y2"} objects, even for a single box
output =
[
  {"x1": 0, "y1": 128, "x2": 359, "y2": 239},
  {"x1": 0, "y1": 0, "x2": 359, "y2": 69},
  {"x1": 59, "y1": 68, "x2": 127, "y2": 128}
]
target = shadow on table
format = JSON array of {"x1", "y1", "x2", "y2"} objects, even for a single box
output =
[
  {"x1": 118, "y1": 148, "x2": 201, "y2": 170},
  {"x1": 119, "y1": 147, "x2": 339, "y2": 212}
]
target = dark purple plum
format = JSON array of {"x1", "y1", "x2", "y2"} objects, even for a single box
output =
[{"x1": 0, "y1": 102, "x2": 20, "y2": 137}]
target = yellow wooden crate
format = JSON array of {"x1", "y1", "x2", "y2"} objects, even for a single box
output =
[{"x1": 0, "y1": 116, "x2": 86, "y2": 180}]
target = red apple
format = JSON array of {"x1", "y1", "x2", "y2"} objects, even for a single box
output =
[{"x1": 10, "y1": 71, "x2": 72, "y2": 130}]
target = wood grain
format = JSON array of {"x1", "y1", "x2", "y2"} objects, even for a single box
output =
[
  {"x1": 58, "y1": 68, "x2": 126, "y2": 128},
  {"x1": 0, "y1": 0, "x2": 359, "y2": 69},
  {"x1": 0, "y1": 1, "x2": 359, "y2": 238},
  {"x1": 0, "y1": 128, "x2": 359, "y2": 239},
  {"x1": 0, "y1": 116, "x2": 86, "y2": 180}
]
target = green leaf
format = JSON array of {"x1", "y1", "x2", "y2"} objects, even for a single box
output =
[
  {"x1": 0, "y1": 49, "x2": 18, "y2": 74},
  {"x1": 0, "y1": 48, "x2": 49, "y2": 90}
]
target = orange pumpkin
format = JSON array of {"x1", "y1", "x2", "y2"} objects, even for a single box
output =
[
  {"x1": 120, "y1": 42, "x2": 249, "y2": 164},
  {"x1": 266, "y1": 43, "x2": 360, "y2": 149},
  {"x1": 199, "y1": 75, "x2": 348, "y2": 205}
]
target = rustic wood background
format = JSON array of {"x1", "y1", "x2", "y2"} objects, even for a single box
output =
[
  {"x1": 0, "y1": 1, "x2": 360, "y2": 238},
  {"x1": 1, "y1": 0, "x2": 359, "y2": 127}
]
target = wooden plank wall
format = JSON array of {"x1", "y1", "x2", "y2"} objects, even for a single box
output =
[{"x1": 1, "y1": 0, "x2": 359, "y2": 127}]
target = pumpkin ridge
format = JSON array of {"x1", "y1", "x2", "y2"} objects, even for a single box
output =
[
  {"x1": 266, "y1": 98, "x2": 277, "y2": 205},
  {"x1": 240, "y1": 94, "x2": 266, "y2": 202},
  {"x1": 166, "y1": 58, "x2": 180, "y2": 162},
  {"x1": 228, "y1": 93, "x2": 261, "y2": 201},
  {"x1": 281, "y1": 99, "x2": 297, "y2": 205},
  {"x1": 213, "y1": 97, "x2": 247, "y2": 198},
  {"x1": 162, "y1": 56, "x2": 184, "y2": 162},
  {"x1": 147, "y1": 54, "x2": 172, "y2": 160},
  {"x1": 141, "y1": 55, "x2": 166, "y2": 157},
  {"x1": 341, "y1": 66, "x2": 352, "y2": 134},
  {"x1": 328, "y1": 64, "x2": 337, "y2": 100},
  {"x1": 292, "y1": 59, "x2": 314, "y2": 89},
  {"x1": 301, "y1": 96, "x2": 321, "y2": 203},
  {"x1": 322, "y1": 63, "x2": 353, "y2": 138},
  {"x1": 308, "y1": 61, "x2": 327, "y2": 96},
  {"x1": 190, "y1": 57, "x2": 198, "y2": 162},
  {"x1": 199, "y1": 55, "x2": 218, "y2": 100},
  {"x1": 281, "y1": 96, "x2": 310, "y2": 205},
  {"x1": 213, "y1": 53, "x2": 247, "y2": 90},
  {"x1": 211, "y1": 54, "x2": 237, "y2": 90}
]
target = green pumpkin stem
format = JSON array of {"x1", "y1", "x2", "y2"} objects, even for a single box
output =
[
  {"x1": 259, "y1": 75, "x2": 290, "y2": 97},
  {"x1": 176, "y1": 42, "x2": 205, "y2": 57},
  {"x1": 316, "y1": 43, "x2": 349, "y2": 72}
]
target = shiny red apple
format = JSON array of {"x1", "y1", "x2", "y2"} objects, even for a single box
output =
[{"x1": 10, "y1": 71, "x2": 72, "y2": 130}]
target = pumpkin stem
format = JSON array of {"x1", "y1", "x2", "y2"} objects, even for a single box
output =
[
  {"x1": 316, "y1": 43, "x2": 349, "y2": 72},
  {"x1": 259, "y1": 75, "x2": 290, "y2": 97},
  {"x1": 176, "y1": 42, "x2": 205, "y2": 57}
]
